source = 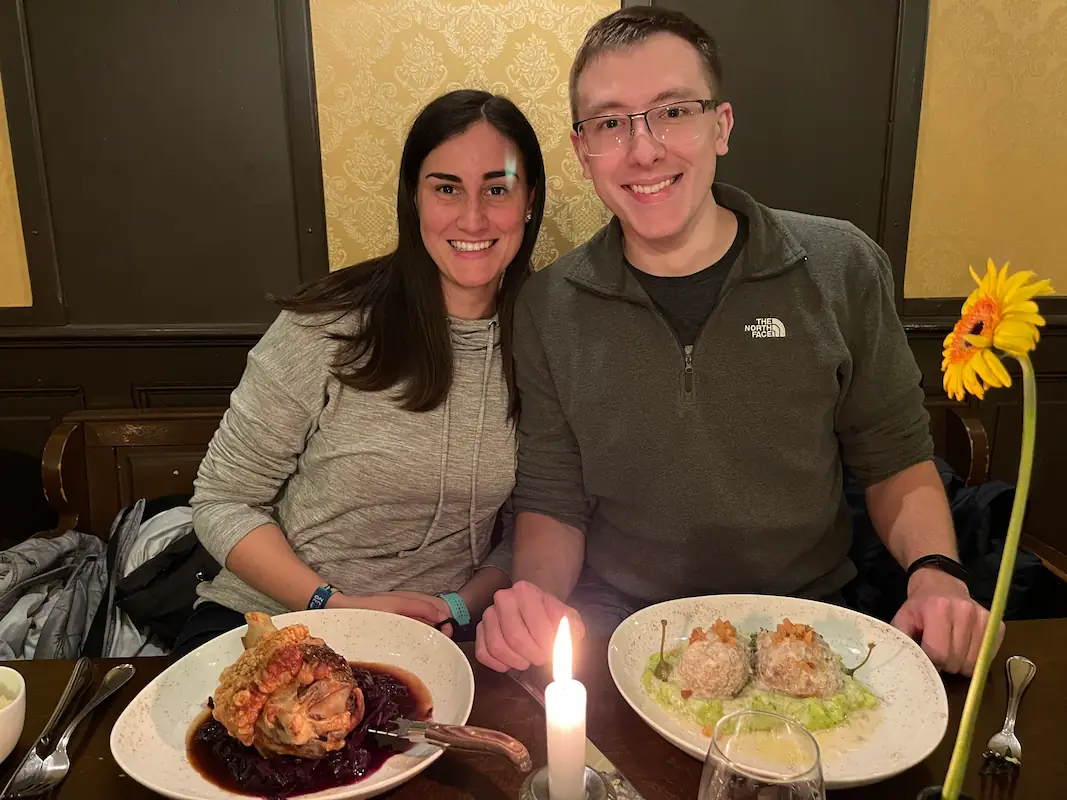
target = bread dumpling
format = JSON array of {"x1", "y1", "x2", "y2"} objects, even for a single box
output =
[
  {"x1": 675, "y1": 619, "x2": 750, "y2": 699},
  {"x1": 755, "y1": 618, "x2": 843, "y2": 699}
]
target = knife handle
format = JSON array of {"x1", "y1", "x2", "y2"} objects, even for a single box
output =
[
  {"x1": 419, "y1": 722, "x2": 533, "y2": 772},
  {"x1": 37, "y1": 657, "x2": 93, "y2": 755}
]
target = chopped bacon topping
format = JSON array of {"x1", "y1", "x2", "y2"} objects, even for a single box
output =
[
  {"x1": 770, "y1": 618, "x2": 818, "y2": 646},
  {"x1": 689, "y1": 618, "x2": 738, "y2": 646},
  {"x1": 711, "y1": 618, "x2": 738, "y2": 645}
]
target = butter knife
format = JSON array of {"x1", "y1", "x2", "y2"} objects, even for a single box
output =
[
  {"x1": 507, "y1": 669, "x2": 647, "y2": 800},
  {"x1": 369, "y1": 718, "x2": 533, "y2": 771}
]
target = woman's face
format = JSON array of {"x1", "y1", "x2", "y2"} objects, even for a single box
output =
[{"x1": 417, "y1": 121, "x2": 533, "y2": 319}]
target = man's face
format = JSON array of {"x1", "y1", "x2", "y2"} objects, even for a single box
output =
[{"x1": 571, "y1": 33, "x2": 733, "y2": 248}]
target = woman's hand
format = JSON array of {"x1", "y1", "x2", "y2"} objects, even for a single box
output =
[{"x1": 328, "y1": 591, "x2": 451, "y2": 627}]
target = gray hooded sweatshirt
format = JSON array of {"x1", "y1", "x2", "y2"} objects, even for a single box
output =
[{"x1": 192, "y1": 309, "x2": 515, "y2": 616}]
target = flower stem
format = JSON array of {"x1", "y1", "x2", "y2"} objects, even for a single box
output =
[{"x1": 942, "y1": 355, "x2": 1037, "y2": 800}]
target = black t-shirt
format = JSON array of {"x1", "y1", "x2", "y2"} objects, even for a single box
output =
[{"x1": 628, "y1": 212, "x2": 749, "y2": 347}]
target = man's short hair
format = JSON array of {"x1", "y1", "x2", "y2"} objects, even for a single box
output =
[{"x1": 569, "y1": 7, "x2": 723, "y2": 121}]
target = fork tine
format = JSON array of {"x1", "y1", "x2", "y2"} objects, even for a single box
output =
[{"x1": 7, "y1": 779, "x2": 53, "y2": 798}]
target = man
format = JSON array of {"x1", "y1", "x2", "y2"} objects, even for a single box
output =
[{"x1": 475, "y1": 7, "x2": 998, "y2": 676}]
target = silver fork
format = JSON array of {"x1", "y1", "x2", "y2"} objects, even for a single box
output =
[
  {"x1": 3, "y1": 664, "x2": 135, "y2": 799},
  {"x1": 985, "y1": 655, "x2": 1036, "y2": 762},
  {"x1": 0, "y1": 657, "x2": 93, "y2": 799}
]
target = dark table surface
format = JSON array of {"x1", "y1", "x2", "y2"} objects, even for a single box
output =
[{"x1": 1, "y1": 618, "x2": 1063, "y2": 799}]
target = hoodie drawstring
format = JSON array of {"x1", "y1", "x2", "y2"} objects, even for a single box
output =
[
  {"x1": 398, "y1": 393, "x2": 451, "y2": 557},
  {"x1": 468, "y1": 320, "x2": 495, "y2": 566},
  {"x1": 397, "y1": 319, "x2": 495, "y2": 563}
]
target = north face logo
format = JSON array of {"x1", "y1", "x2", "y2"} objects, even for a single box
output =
[{"x1": 744, "y1": 317, "x2": 786, "y2": 338}]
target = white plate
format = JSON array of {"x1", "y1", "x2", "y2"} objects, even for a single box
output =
[
  {"x1": 111, "y1": 609, "x2": 474, "y2": 799},
  {"x1": 607, "y1": 595, "x2": 948, "y2": 789}
]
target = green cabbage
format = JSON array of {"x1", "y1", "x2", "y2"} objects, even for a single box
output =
[{"x1": 641, "y1": 650, "x2": 878, "y2": 734}]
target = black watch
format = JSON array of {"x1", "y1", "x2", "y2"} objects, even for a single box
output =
[{"x1": 905, "y1": 554, "x2": 968, "y2": 584}]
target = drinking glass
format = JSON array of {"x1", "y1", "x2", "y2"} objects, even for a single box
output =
[{"x1": 698, "y1": 710, "x2": 825, "y2": 800}]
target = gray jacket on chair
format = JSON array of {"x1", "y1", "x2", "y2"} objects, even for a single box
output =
[{"x1": 0, "y1": 530, "x2": 107, "y2": 660}]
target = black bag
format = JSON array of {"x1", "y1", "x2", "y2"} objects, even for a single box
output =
[
  {"x1": 81, "y1": 495, "x2": 221, "y2": 656},
  {"x1": 115, "y1": 529, "x2": 221, "y2": 648}
]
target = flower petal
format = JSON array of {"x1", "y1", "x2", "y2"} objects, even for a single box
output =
[
  {"x1": 970, "y1": 351, "x2": 999, "y2": 386},
  {"x1": 1004, "y1": 300, "x2": 1040, "y2": 315},
  {"x1": 981, "y1": 349, "x2": 1012, "y2": 387},
  {"x1": 944, "y1": 368, "x2": 965, "y2": 401},
  {"x1": 997, "y1": 262, "x2": 1011, "y2": 295},
  {"x1": 1000, "y1": 312, "x2": 1046, "y2": 328},
  {"x1": 995, "y1": 335, "x2": 1038, "y2": 356},
  {"x1": 963, "y1": 368, "x2": 986, "y2": 399},
  {"x1": 1006, "y1": 279, "x2": 1055, "y2": 304}
]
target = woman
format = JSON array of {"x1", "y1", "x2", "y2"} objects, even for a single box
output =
[{"x1": 173, "y1": 89, "x2": 545, "y2": 657}]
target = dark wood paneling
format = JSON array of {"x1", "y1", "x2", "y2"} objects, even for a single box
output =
[
  {"x1": 1, "y1": 0, "x2": 328, "y2": 328},
  {"x1": 132, "y1": 384, "x2": 236, "y2": 409},
  {"x1": 653, "y1": 0, "x2": 924, "y2": 284},
  {"x1": 116, "y1": 445, "x2": 206, "y2": 512},
  {"x1": 0, "y1": 386, "x2": 85, "y2": 456},
  {"x1": 0, "y1": 333, "x2": 253, "y2": 461},
  {"x1": 987, "y1": 374, "x2": 1067, "y2": 558},
  {"x1": 41, "y1": 408, "x2": 225, "y2": 536}
]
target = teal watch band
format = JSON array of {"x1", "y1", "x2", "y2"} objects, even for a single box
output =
[{"x1": 438, "y1": 592, "x2": 471, "y2": 627}]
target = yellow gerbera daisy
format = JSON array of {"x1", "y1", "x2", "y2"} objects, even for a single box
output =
[{"x1": 941, "y1": 259, "x2": 1054, "y2": 401}]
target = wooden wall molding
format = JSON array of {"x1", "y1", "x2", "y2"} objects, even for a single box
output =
[
  {"x1": 132, "y1": 384, "x2": 237, "y2": 409},
  {"x1": 0, "y1": 322, "x2": 267, "y2": 344}
]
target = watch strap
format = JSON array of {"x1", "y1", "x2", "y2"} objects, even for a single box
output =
[
  {"x1": 905, "y1": 554, "x2": 968, "y2": 584},
  {"x1": 438, "y1": 592, "x2": 471, "y2": 626},
  {"x1": 307, "y1": 583, "x2": 337, "y2": 610}
]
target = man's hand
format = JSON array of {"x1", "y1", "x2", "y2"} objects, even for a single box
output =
[
  {"x1": 328, "y1": 591, "x2": 451, "y2": 628},
  {"x1": 890, "y1": 568, "x2": 1003, "y2": 675},
  {"x1": 475, "y1": 580, "x2": 585, "y2": 672}
]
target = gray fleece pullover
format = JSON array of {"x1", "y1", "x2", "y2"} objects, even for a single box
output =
[
  {"x1": 192, "y1": 309, "x2": 515, "y2": 616},
  {"x1": 512, "y1": 183, "x2": 933, "y2": 605}
]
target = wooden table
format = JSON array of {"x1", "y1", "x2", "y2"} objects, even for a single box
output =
[{"x1": 1, "y1": 619, "x2": 1063, "y2": 799}]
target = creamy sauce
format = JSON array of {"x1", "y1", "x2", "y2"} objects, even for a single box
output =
[
  {"x1": 810, "y1": 707, "x2": 884, "y2": 755},
  {"x1": 666, "y1": 691, "x2": 883, "y2": 756}
]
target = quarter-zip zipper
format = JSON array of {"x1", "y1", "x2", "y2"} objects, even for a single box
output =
[{"x1": 568, "y1": 281, "x2": 696, "y2": 397}]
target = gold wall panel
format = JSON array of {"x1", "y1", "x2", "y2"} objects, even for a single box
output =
[
  {"x1": 309, "y1": 0, "x2": 616, "y2": 271},
  {"x1": 907, "y1": 0, "x2": 1067, "y2": 297},
  {"x1": 0, "y1": 67, "x2": 32, "y2": 308}
]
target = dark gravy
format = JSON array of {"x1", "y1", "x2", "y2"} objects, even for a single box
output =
[{"x1": 187, "y1": 661, "x2": 432, "y2": 799}]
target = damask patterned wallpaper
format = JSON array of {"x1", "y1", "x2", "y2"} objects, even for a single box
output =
[
  {"x1": 905, "y1": 0, "x2": 1067, "y2": 297},
  {"x1": 0, "y1": 69, "x2": 32, "y2": 308},
  {"x1": 308, "y1": 0, "x2": 615, "y2": 271}
]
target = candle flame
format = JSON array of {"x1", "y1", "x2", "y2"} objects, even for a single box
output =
[{"x1": 553, "y1": 616, "x2": 572, "y2": 682}]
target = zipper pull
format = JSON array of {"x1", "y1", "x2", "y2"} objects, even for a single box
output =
[{"x1": 684, "y1": 345, "x2": 694, "y2": 393}]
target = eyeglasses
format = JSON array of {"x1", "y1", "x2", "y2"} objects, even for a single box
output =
[{"x1": 572, "y1": 99, "x2": 720, "y2": 157}]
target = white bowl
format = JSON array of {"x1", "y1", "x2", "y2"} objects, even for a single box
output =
[
  {"x1": 0, "y1": 666, "x2": 27, "y2": 763},
  {"x1": 110, "y1": 609, "x2": 475, "y2": 799},
  {"x1": 608, "y1": 594, "x2": 949, "y2": 789}
]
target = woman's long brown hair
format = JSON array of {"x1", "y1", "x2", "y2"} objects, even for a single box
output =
[{"x1": 272, "y1": 90, "x2": 546, "y2": 418}]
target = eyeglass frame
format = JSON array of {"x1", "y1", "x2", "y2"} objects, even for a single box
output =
[{"x1": 571, "y1": 98, "x2": 722, "y2": 156}]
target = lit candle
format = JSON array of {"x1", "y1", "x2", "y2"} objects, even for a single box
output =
[{"x1": 545, "y1": 616, "x2": 587, "y2": 800}]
